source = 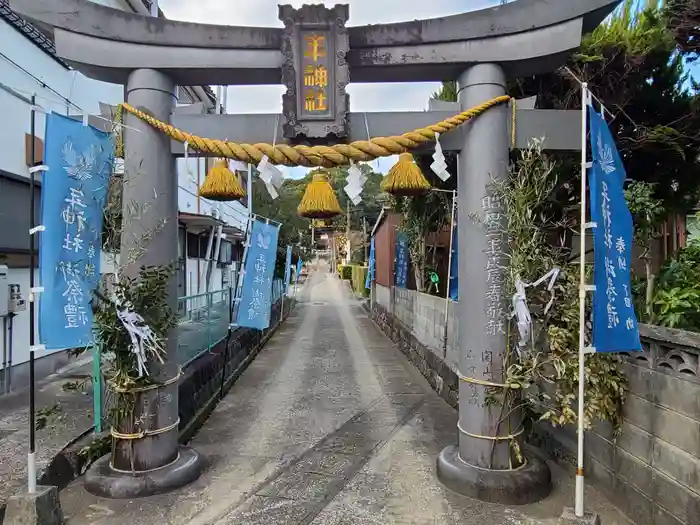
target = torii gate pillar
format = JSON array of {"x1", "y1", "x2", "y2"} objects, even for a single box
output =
[
  {"x1": 436, "y1": 64, "x2": 551, "y2": 503},
  {"x1": 84, "y1": 69, "x2": 202, "y2": 498}
]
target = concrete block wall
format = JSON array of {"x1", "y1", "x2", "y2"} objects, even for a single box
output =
[
  {"x1": 377, "y1": 285, "x2": 459, "y2": 371},
  {"x1": 375, "y1": 283, "x2": 391, "y2": 311},
  {"x1": 370, "y1": 285, "x2": 700, "y2": 525},
  {"x1": 536, "y1": 324, "x2": 700, "y2": 525},
  {"x1": 393, "y1": 287, "x2": 414, "y2": 327},
  {"x1": 370, "y1": 284, "x2": 460, "y2": 408}
]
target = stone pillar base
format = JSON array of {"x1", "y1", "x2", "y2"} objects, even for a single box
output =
[
  {"x1": 558, "y1": 507, "x2": 601, "y2": 525},
  {"x1": 436, "y1": 445, "x2": 551, "y2": 505},
  {"x1": 83, "y1": 445, "x2": 202, "y2": 499},
  {"x1": 3, "y1": 485, "x2": 64, "y2": 525}
]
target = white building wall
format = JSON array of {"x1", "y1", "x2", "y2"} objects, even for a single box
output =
[
  {"x1": 0, "y1": 8, "x2": 127, "y2": 371},
  {"x1": 0, "y1": 23, "x2": 124, "y2": 181},
  {"x1": 177, "y1": 156, "x2": 249, "y2": 298},
  {"x1": 177, "y1": 156, "x2": 249, "y2": 232},
  {"x1": 0, "y1": 1, "x2": 248, "y2": 372},
  {"x1": 184, "y1": 258, "x2": 225, "y2": 298}
]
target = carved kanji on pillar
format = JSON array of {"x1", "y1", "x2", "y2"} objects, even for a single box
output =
[{"x1": 279, "y1": 4, "x2": 350, "y2": 142}]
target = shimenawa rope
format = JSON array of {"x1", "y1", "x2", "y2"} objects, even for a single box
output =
[{"x1": 119, "y1": 95, "x2": 512, "y2": 168}]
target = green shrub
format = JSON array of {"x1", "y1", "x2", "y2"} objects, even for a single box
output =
[
  {"x1": 351, "y1": 266, "x2": 369, "y2": 297},
  {"x1": 350, "y1": 249, "x2": 366, "y2": 265},
  {"x1": 340, "y1": 265, "x2": 353, "y2": 280},
  {"x1": 652, "y1": 241, "x2": 700, "y2": 331}
]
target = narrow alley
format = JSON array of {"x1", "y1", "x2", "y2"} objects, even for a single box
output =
[{"x1": 56, "y1": 265, "x2": 629, "y2": 525}]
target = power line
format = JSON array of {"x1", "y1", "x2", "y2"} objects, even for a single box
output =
[{"x1": 0, "y1": 50, "x2": 82, "y2": 112}]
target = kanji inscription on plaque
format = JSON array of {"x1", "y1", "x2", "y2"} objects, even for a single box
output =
[{"x1": 279, "y1": 4, "x2": 350, "y2": 141}]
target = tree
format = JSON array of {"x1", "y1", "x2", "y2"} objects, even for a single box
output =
[
  {"x1": 431, "y1": 81, "x2": 457, "y2": 102},
  {"x1": 509, "y1": 0, "x2": 700, "y2": 214},
  {"x1": 666, "y1": 0, "x2": 700, "y2": 61},
  {"x1": 324, "y1": 163, "x2": 385, "y2": 231},
  {"x1": 389, "y1": 154, "x2": 456, "y2": 293},
  {"x1": 624, "y1": 181, "x2": 666, "y2": 318}
]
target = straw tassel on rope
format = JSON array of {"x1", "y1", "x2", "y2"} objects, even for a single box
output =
[
  {"x1": 381, "y1": 153, "x2": 431, "y2": 196},
  {"x1": 199, "y1": 159, "x2": 245, "y2": 201},
  {"x1": 114, "y1": 104, "x2": 124, "y2": 159},
  {"x1": 298, "y1": 171, "x2": 342, "y2": 219}
]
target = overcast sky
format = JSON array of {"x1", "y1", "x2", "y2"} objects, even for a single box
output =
[{"x1": 158, "y1": 0, "x2": 502, "y2": 178}]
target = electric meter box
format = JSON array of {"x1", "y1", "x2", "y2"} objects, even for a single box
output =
[
  {"x1": 0, "y1": 265, "x2": 8, "y2": 317},
  {"x1": 9, "y1": 284, "x2": 26, "y2": 313}
]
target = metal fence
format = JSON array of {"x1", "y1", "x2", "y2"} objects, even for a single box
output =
[
  {"x1": 177, "y1": 280, "x2": 285, "y2": 366},
  {"x1": 272, "y1": 279, "x2": 285, "y2": 303},
  {"x1": 92, "y1": 279, "x2": 287, "y2": 433},
  {"x1": 177, "y1": 288, "x2": 232, "y2": 366}
]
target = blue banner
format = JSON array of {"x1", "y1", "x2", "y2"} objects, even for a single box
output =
[
  {"x1": 284, "y1": 245, "x2": 292, "y2": 294},
  {"x1": 236, "y1": 219, "x2": 280, "y2": 330},
  {"x1": 449, "y1": 220, "x2": 458, "y2": 300},
  {"x1": 589, "y1": 107, "x2": 641, "y2": 353},
  {"x1": 365, "y1": 237, "x2": 375, "y2": 289},
  {"x1": 296, "y1": 258, "x2": 303, "y2": 283},
  {"x1": 395, "y1": 232, "x2": 409, "y2": 288},
  {"x1": 39, "y1": 113, "x2": 113, "y2": 350}
]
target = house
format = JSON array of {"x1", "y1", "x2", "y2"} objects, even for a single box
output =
[
  {"x1": 370, "y1": 206, "x2": 453, "y2": 294},
  {"x1": 371, "y1": 208, "x2": 402, "y2": 289},
  {"x1": 0, "y1": 0, "x2": 248, "y2": 391}
]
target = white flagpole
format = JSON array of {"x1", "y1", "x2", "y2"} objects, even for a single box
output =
[
  {"x1": 442, "y1": 190, "x2": 457, "y2": 357},
  {"x1": 575, "y1": 82, "x2": 591, "y2": 517}
]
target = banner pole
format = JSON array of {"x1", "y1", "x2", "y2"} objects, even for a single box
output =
[
  {"x1": 27, "y1": 95, "x2": 38, "y2": 494},
  {"x1": 93, "y1": 345, "x2": 102, "y2": 433},
  {"x1": 442, "y1": 190, "x2": 456, "y2": 357},
  {"x1": 230, "y1": 213, "x2": 254, "y2": 330},
  {"x1": 575, "y1": 82, "x2": 590, "y2": 518}
]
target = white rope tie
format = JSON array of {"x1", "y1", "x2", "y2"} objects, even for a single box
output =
[{"x1": 512, "y1": 268, "x2": 560, "y2": 354}]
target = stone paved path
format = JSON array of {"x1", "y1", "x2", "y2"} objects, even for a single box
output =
[{"x1": 57, "y1": 265, "x2": 632, "y2": 525}]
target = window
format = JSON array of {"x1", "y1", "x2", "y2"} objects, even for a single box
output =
[
  {"x1": 218, "y1": 240, "x2": 233, "y2": 265},
  {"x1": 186, "y1": 232, "x2": 204, "y2": 259}
]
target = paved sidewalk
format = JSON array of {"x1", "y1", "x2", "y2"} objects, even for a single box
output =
[
  {"x1": 55, "y1": 267, "x2": 632, "y2": 525},
  {"x1": 0, "y1": 356, "x2": 94, "y2": 513}
]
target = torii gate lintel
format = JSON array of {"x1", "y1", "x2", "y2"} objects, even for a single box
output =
[{"x1": 158, "y1": 106, "x2": 584, "y2": 156}]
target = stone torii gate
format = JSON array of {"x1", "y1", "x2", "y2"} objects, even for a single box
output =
[{"x1": 12, "y1": 0, "x2": 620, "y2": 504}]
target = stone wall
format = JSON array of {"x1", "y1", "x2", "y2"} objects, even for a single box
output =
[
  {"x1": 370, "y1": 285, "x2": 459, "y2": 409},
  {"x1": 369, "y1": 284, "x2": 700, "y2": 525},
  {"x1": 535, "y1": 324, "x2": 700, "y2": 525}
]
